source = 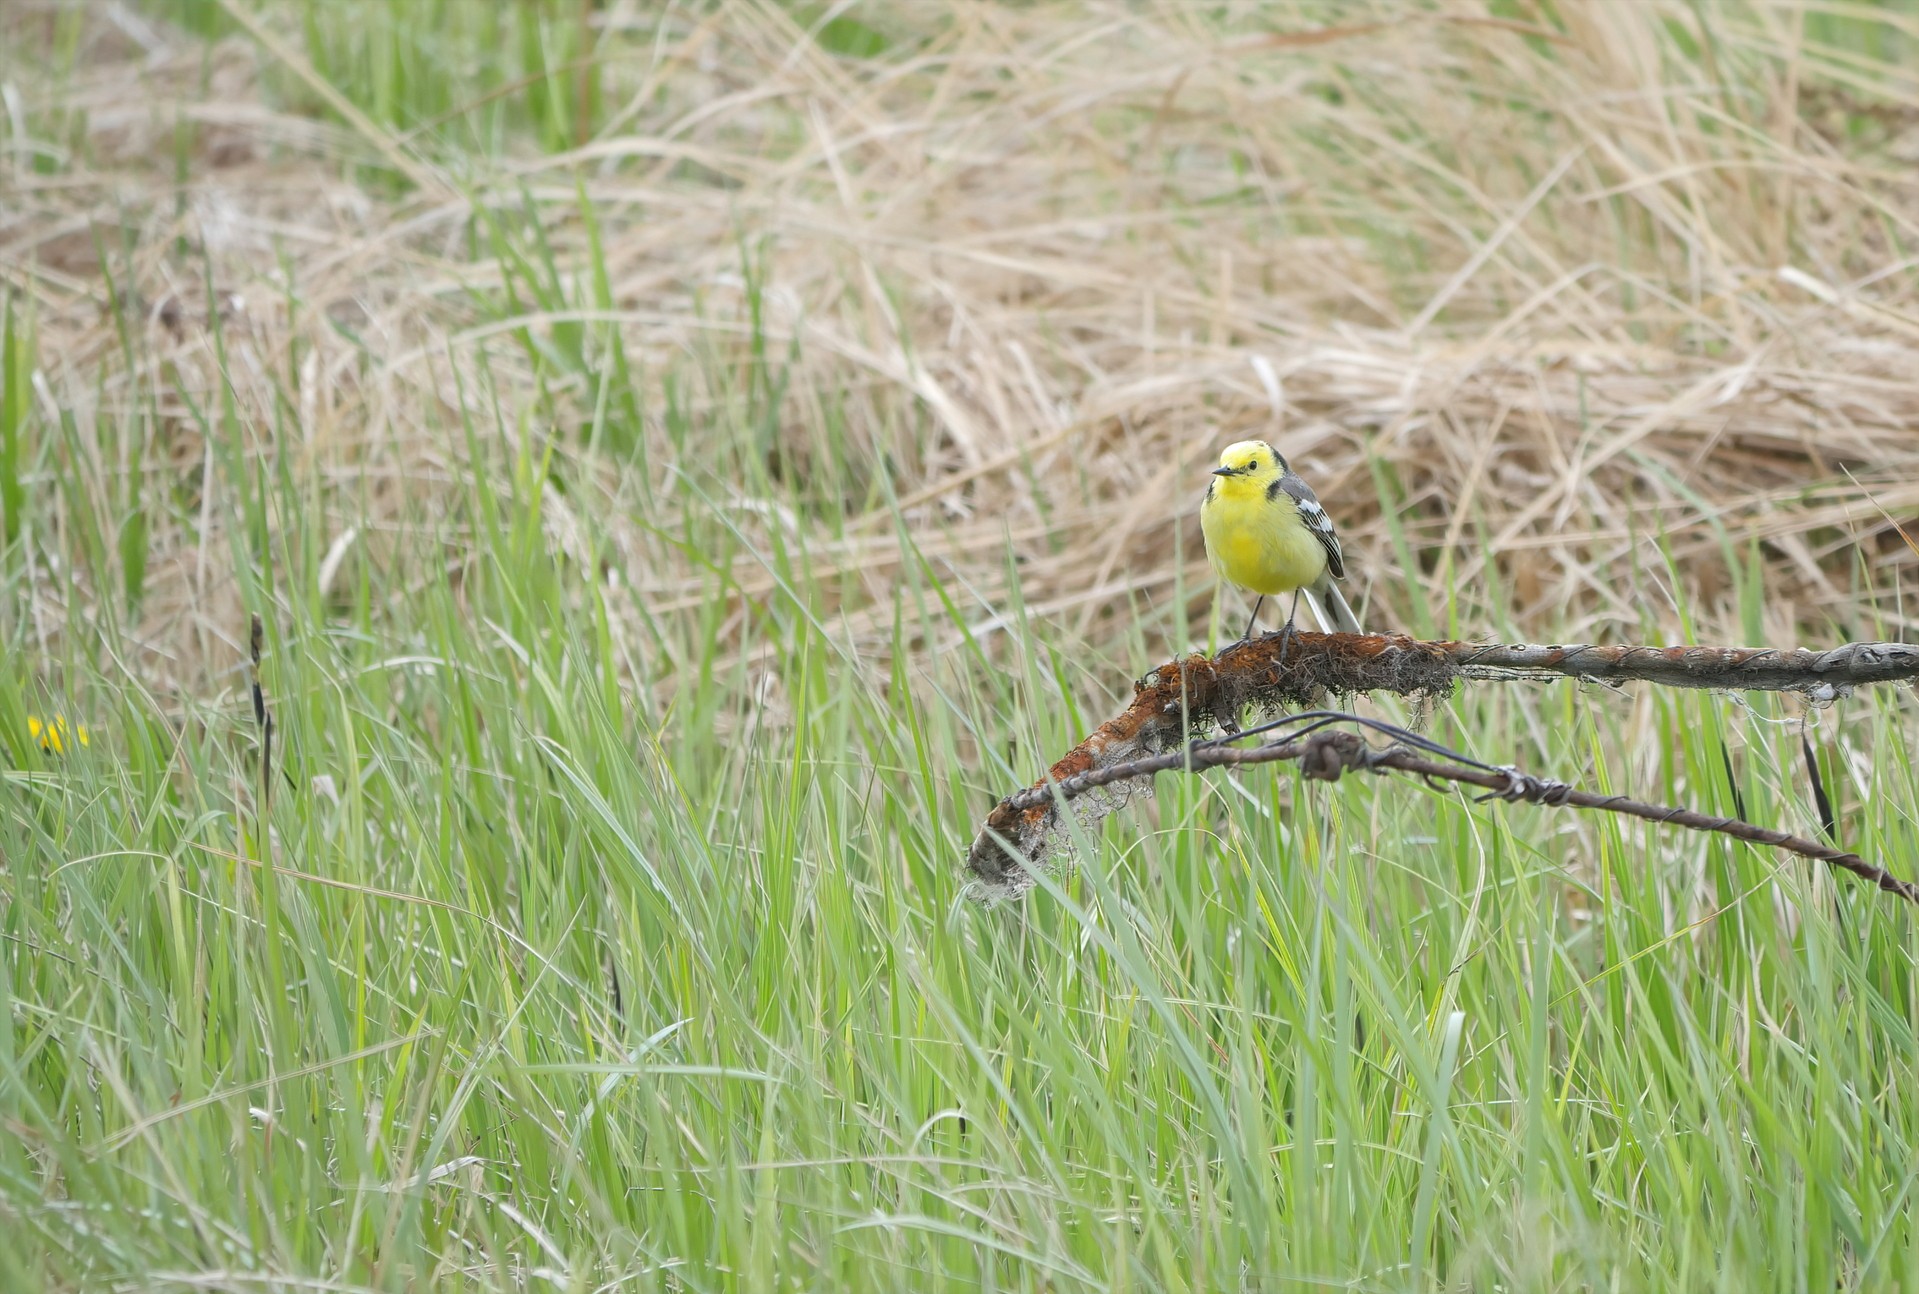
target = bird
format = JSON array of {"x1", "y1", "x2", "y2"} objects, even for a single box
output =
[{"x1": 1199, "y1": 438, "x2": 1363, "y2": 647}]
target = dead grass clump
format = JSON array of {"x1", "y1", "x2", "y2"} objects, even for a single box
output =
[{"x1": 6, "y1": 1, "x2": 1919, "y2": 692}]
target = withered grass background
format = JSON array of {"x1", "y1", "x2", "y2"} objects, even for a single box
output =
[
  {"x1": 6, "y1": 3, "x2": 1919, "y2": 1291},
  {"x1": 11, "y1": 1, "x2": 1919, "y2": 682}
]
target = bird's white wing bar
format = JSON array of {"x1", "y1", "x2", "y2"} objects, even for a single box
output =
[{"x1": 1278, "y1": 475, "x2": 1345, "y2": 580}]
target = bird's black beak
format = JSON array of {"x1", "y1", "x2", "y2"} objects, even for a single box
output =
[{"x1": 1211, "y1": 465, "x2": 1236, "y2": 477}]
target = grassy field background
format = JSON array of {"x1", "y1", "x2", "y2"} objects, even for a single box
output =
[{"x1": 6, "y1": 1, "x2": 1919, "y2": 1290}]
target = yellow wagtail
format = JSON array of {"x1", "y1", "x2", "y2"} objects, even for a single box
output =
[{"x1": 1200, "y1": 439, "x2": 1363, "y2": 644}]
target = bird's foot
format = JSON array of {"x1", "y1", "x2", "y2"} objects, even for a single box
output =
[{"x1": 1275, "y1": 618, "x2": 1300, "y2": 668}]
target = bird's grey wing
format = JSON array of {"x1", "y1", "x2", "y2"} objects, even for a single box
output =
[{"x1": 1274, "y1": 473, "x2": 1345, "y2": 580}]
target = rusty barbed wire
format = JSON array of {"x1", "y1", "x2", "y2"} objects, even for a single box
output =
[
  {"x1": 967, "y1": 633, "x2": 1919, "y2": 902},
  {"x1": 986, "y1": 716, "x2": 1918, "y2": 903}
]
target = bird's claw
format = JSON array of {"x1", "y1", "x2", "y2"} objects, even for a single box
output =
[{"x1": 1274, "y1": 620, "x2": 1300, "y2": 668}]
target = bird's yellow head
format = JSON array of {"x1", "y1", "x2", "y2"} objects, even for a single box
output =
[{"x1": 1210, "y1": 440, "x2": 1286, "y2": 495}]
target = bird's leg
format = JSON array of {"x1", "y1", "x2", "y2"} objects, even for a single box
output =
[
  {"x1": 1236, "y1": 596, "x2": 1265, "y2": 647},
  {"x1": 1275, "y1": 589, "x2": 1303, "y2": 667}
]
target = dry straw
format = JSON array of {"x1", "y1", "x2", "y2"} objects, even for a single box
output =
[{"x1": 4, "y1": 2, "x2": 1918, "y2": 690}]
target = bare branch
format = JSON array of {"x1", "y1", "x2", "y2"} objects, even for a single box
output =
[
  {"x1": 966, "y1": 633, "x2": 1919, "y2": 901},
  {"x1": 1445, "y1": 639, "x2": 1919, "y2": 697}
]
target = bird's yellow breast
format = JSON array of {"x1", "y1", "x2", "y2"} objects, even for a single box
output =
[{"x1": 1201, "y1": 477, "x2": 1328, "y2": 596}]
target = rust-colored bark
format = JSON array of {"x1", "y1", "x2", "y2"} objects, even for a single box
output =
[{"x1": 967, "y1": 633, "x2": 1919, "y2": 900}]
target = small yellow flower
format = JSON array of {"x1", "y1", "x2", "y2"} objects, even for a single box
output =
[{"x1": 27, "y1": 715, "x2": 89, "y2": 755}]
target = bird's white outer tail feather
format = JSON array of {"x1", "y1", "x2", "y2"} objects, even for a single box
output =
[{"x1": 1304, "y1": 581, "x2": 1364, "y2": 635}]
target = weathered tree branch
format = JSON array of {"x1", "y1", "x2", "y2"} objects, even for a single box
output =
[
  {"x1": 1444, "y1": 639, "x2": 1919, "y2": 696},
  {"x1": 966, "y1": 633, "x2": 1919, "y2": 901}
]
